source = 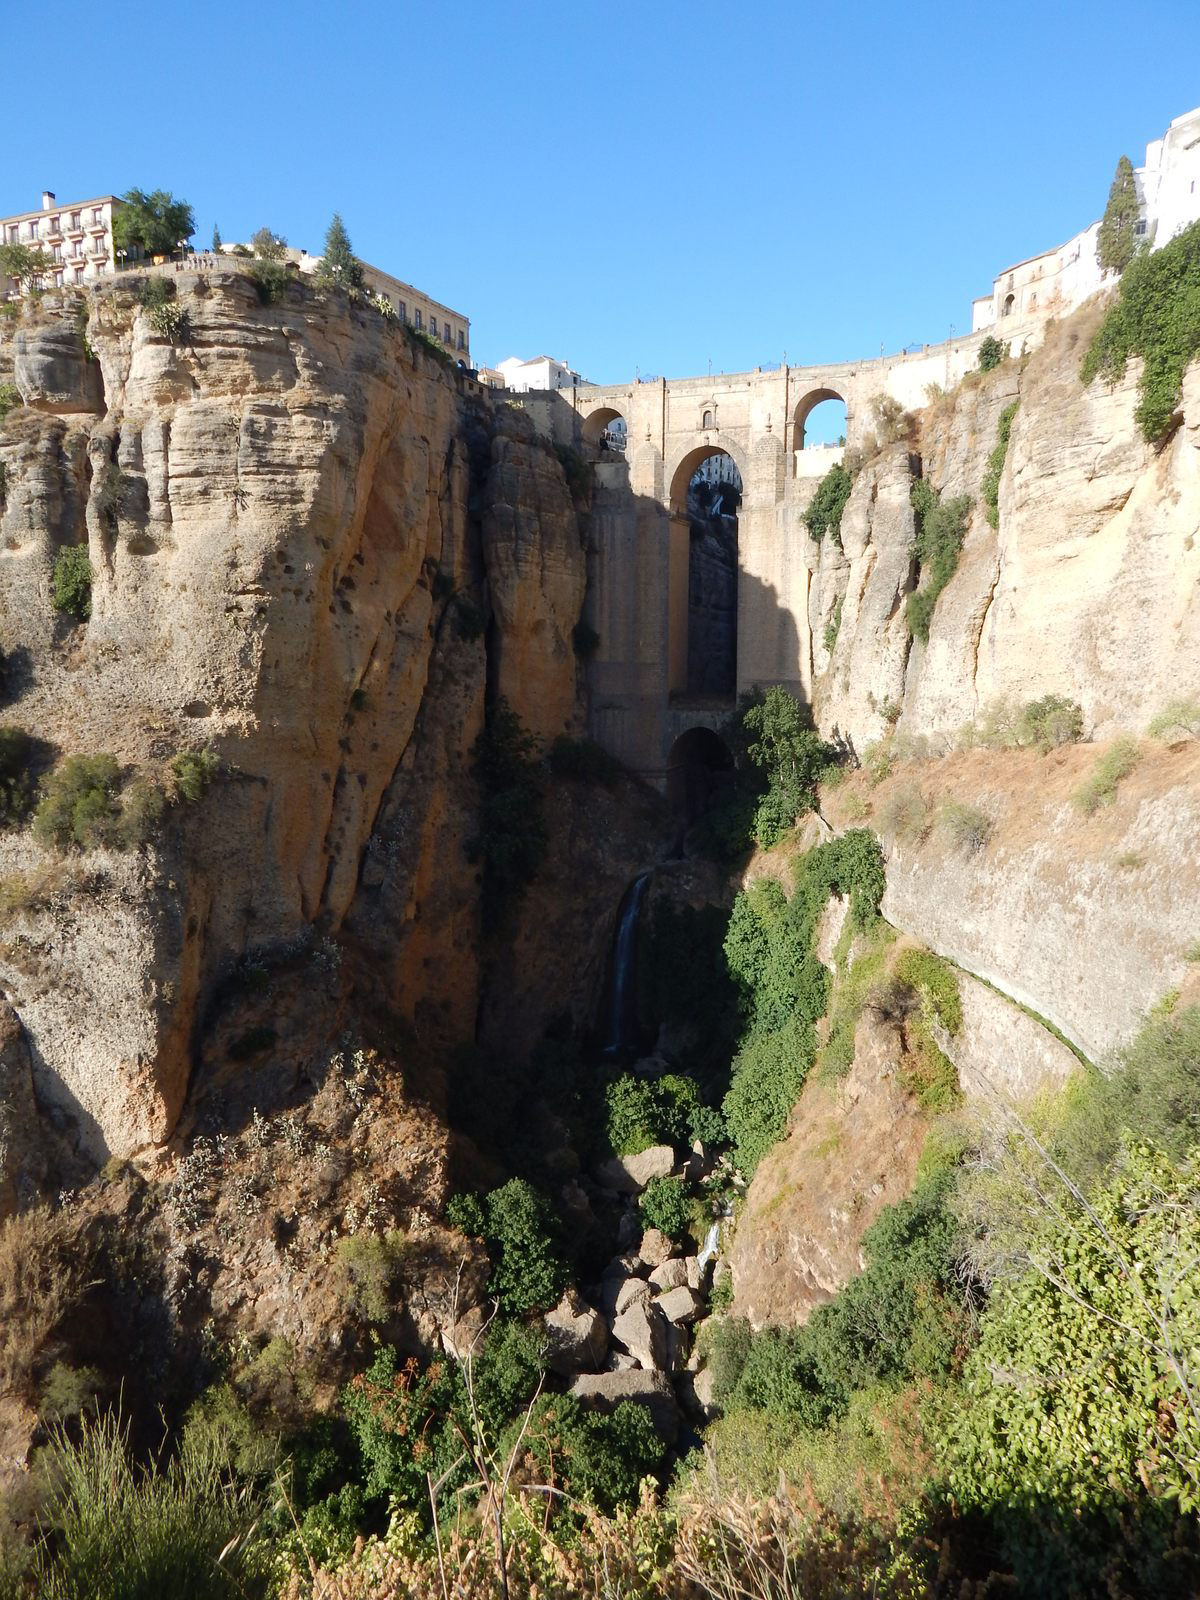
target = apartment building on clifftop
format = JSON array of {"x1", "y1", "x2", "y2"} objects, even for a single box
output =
[{"x1": 0, "y1": 191, "x2": 121, "y2": 298}]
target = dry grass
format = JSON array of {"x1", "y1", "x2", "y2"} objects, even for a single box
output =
[{"x1": 0, "y1": 1206, "x2": 98, "y2": 1403}]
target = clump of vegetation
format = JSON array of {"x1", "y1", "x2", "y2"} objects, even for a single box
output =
[
  {"x1": 804, "y1": 461, "x2": 853, "y2": 545},
  {"x1": 314, "y1": 213, "x2": 364, "y2": 293},
  {"x1": 603, "y1": 1071, "x2": 709, "y2": 1157},
  {"x1": 906, "y1": 478, "x2": 972, "y2": 643},
  {"x1": 935, "y1": 799, "x2": 991, "y2": 852},
  {"x1": 135, "y1": 275, "x2": 190, "y2": 341},
  {"x1": 334, "y1": 1229, "x2": 410, "y2": 1324},
  {"x1": 171, "y1": 749, "x2": 220, "y2": 802},
  {"x1": 447, "y1": 1178, "x2": 567, "y2": 1315},
  {"x1": 981, "y1": 400, "x2": 1018, "y2": 528},
  {"x1": 639, "y1": 1174, "x2": 692, "y2": 1239},
  {"x1": 1148, "y1": 696, "x2": 1200, "y2": 740},
  {"x1": 1071, "y1": 733, "x2": 1141, "y2": 814},
  {"x1": 722, "y1": 830, "x2": 886, "y2": 1174},
  {"x1": 968, "y1": 693, "x2": 1085, "y2": 752},
  {"x1": 51, "y1": 546, "x2": 92, "y2": 621},
  {"x1": 977, "y1": 334, "x2": 1005, "y2": 372},
  {"x1": 1081, "y1": 217, "x2": 1200, "y2": 441},
  {"x1": 875, "y1": 781, "x2": 928, "y2": 843},
  {"x1": 742, "y1": 686, "x2": 835, "y2": 847},
  {"x1": 0, "y1": 382, "x2": 22, "y2": 422},
  {"x1": 554, "y1": 442, "x2": 591, "y2": 504},
  {"x1": 33, "y1": 755, "x2": 117, "y2": 852},
  {"x1": 112, "y1": 188, "x2": 195, "y2": 259},
  {"x1": 468, "y1": 698, "x2": 547, "y2": 932},
  {"x1": 248, "y1": 258, "x2": 290, "y2": 304},
  {"x1": 823, "y1": 594, "x2": 844, "y2": 655}
]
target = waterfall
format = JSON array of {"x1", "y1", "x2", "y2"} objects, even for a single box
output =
[{"x1": 602, "y1": 872, "x2": 652, "y2": 1055}]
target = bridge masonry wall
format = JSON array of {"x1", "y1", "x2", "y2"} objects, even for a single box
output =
[{"x1": 516, "y1": 314, "x2": 1048, "y2": 787}]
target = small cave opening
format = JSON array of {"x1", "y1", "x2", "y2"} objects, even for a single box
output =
[{"x1": 667, "y1": 726, "x2": 735, "y2": 824}]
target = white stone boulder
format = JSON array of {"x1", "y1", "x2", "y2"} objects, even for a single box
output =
[
  {"x1": 655, "y1": 1285, "x2": 704, "y2": 1325},
  {"x1": 612, "y1": 1298, "x2": 668, "y2": 1371},
  {"x1": 543, "y1": 1289, "x2": 607, "y2": 1376},
  {"x1": 596, "y1": 1145, "x2": 676, "y2": 1194},
  {"x1": 638, "y1": 1228, "x2": 674, "y2": 1269},
  {"x1": 649, "y1": 1258, "x2": 689, "y2": 1291}
]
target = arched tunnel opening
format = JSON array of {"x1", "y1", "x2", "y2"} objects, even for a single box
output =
[
  {"x1": 680, "y1": 450, "x2": 741, "y2": 698},
  {"x1": 667, "y1": 726, "x2": 735, "y2": 823}
]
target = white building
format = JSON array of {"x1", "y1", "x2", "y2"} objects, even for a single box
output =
[
  {"x1": 496, "y1": 355, "x2": 587, "y2": 392},
  {"x1": 972, "y1": 105, "x2": 1200, "y2": 332},
  {"x1": 0, "y1": 191, "x2": 121, "y2": 298}
]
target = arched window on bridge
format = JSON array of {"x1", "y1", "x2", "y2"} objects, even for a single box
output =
[
  {"x1": 667, "y1": 446, "x2": 743, "y2": 701},
  {"x1": 702, "y1": 408, "x2": 714, "y2": 430}
]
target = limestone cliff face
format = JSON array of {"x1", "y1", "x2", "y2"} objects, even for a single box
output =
[
  {"x1": 0, "y1": 274, "x2": 588, "y2": 1163},
  {"x1": 813, "y1": 303, "x2": 1200, "y2": 751}
]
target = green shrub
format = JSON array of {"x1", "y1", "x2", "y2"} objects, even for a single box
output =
[
  {"x1": 638, "y1": 1174, "x2": 692, "y2": 1239},
  {"x1": 468, "y1": 698, "x2": 546, "y2": 931},
  {"x1": 548, "y1": 734, "x2": 621, "y2": 784},
  {"x1": 248, "y1": 259, "x2": 290, "y2": 304},
  {"x1": 822, "y1": 594, "x2": 843, "y2": 654},
  {"x1": 892, "y1": 947, "x2": 962, "y2": 1036},
  {"x1": 33, "y1": 755, "x2": 119, "y2": 852},
  {"x1": 947, "y1": 1142, "x2": 1200, "y2": 1596},
  {"x1": 934, "y1": 800, "x2": 991, "y2": 852},
  {"x1": 742, "y1": 686, "x2": 834, "y2": 845},
  {"x1": 1015, "y1": 693, "x2": 1084, "y2": 752},
  {"x1": 804, "y1": 462, "x2": 853, "y2": 545},
  {"x1": 977, "y1": 334, "x2": 1004, "y2": 372},
  {"x1": 981, "y1": 400, "x2": 1018, "y2": 529},
  {"x1": 906, "y1": 479, "x2": 972, "y2": 643},
  {"x1": 51, "y1": 546, "x2": 92, "y2": 621},
  {"x1": 510, "y1": 1393, "x2": 664, "y2": 1515},
  {"x1": 1147, "y1": 697, "x2": 1200, "y2": 740},
  {"x1": 1070, "y1": 734, "x2": 1140, "y2": 814},
  {"x1": 135, "y1": 275, "x2": 189, "y2": 341},
  {"x1": 602, "y1": 1072, "x2": 705, "y2": 1157},
  {"x1": 1081, "y1": 217, "x2": 1200, "y2": 441},
  {"x1": 334, "y1": 1230, "x2": 410, "y2": 1324},
  {"x1": 477, "y1": 1178, "x2": 567, "y2": 1315},
  {"x1": 171, "y1": 749, "x2": 219, "y2": 802},
  {"x1": 25, "y1": 1411, "x2": 272, "y2": 1600},
  {"x1": 0, "y1": 383, "x2": 21, "y2": 423}
]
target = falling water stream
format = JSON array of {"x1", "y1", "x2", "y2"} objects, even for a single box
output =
[{"x1": 601, "y1": 872, "x2": 652, "y2": 1055}]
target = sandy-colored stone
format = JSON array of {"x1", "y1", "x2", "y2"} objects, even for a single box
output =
[
  {"x1": 569, "y1": 1369, "x2": 679, "y2": 1442},
  {"x1": 543, "y1": 1288, "x2": 608, "y2": 1375},
  {"x1": 611, "y1": 1298, "x2": 667, "y2": 1371},
  {"x1": 649, "y1": 1257, "x2": 688, "y2": 1291},
  {"x1": 596, "y1": 1144, "x2": 675, "y2": 1194}
]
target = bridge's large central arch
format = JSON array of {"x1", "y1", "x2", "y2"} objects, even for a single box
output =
[{"x1": 666, "y1": 445, "x2": 743, "y2": 700}]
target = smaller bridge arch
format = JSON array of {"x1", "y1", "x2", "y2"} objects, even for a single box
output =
[
  {"x1": 792, "y1": 386, "x2": 847, "y2": 451},
  {"x1": 581, "y1": 405, "x2": 629, "y2": 449},
  {"x1": 667, "y1": 441, "x2": 748, "y2": 512}
]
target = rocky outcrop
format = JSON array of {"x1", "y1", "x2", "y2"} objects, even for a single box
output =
[
  {"x1": 813, "y1": 302, "x2": 1200, "y2": 751},
  {"x1": 0, "y1": 276, "x2": 590, "y2": 1162}
]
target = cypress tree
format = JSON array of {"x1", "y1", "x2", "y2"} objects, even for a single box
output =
[
  {"x1": 211, "y1": 224, "x2": 222, "y2": 251},
  {"x1": 317, "y1": 213, "x2": 364, "y2": 291},
  {"x1": 1097, "y1": 154, "x2": 1141, "y2": 274}
]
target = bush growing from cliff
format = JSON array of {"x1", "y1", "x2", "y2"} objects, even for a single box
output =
[
  {"x1": 977, "y1": 334, "x2": 1005, "y2": 372},
  {"x1": 981, "y1": 401, "x2": 1018, "y2": 529},
  {"x1": 1082, "y1": 217, "x2": 1200, "y2": 441},
  {"x1": 639, "y1": 1174, "x2": 692, "y2": 1239},
  {"x1": 171, "y1": 749, "x2": 219, "y2": 803},
  {"x1": 248, "y1": 259, "x2": 290, "y2": 304},
  {"x1": 51, "y1": 546, "x2": 92, "y2": 621},
  {"x1": 823, "y1": 594, "x2": 843, "y2": 654},
  {"x1": 1070, "y1": 733, "x2": 1140, "y2": 814},
  {"x1": 935, "y1": 800, "x2": 991, "y2": 852},
  {"x1": 905, "y1": 479, "x2": 972, "y2": 644},
  {"x1": 0, "y1": 382, "x2": 22, "y2": 423},
  {"x1": 804, "y1": 462, "x2": 853, "y2": 546},
  {"x1": 469, "y1": 698, "x2": 547, "y2": 931},
  {"x1": 1148, "y1": 697, "x2": 1200, "y2": 740},
  {"x1": 134, "y1": 274, "x2": 190, "y2": 341},
  {"x1": 742, "y1": 686, "x2": 835, "y2": 846},
  {"x1": 0, "y1": 728, "x2": 33, "y2": 827},
  {"x1": 450, "y1": 1178, "x2": 567, "y2": 1315},
  {"x1": 603, "y1": 1072, "x2": 705, "y2": 1157},
  {"x1": 32, "y1": 756, "x2": 163, "y2": 853}
]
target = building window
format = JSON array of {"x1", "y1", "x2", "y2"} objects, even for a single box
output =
[
  {"x1": 28, "y1": 220, "x2": 39, "y2": 239},
  {"x1": 414, "y1": 310, "x2": 422, "y2": 330},
  {"x1": 96, "y1": 261, "x2": 106, "y2": 275},
  {"x1": 703, "y1": 409, "x2": 714, "y2": 429},
  {"x1": 457, "y1": 330, "x2": 465, "y2": 349},
  {"x1": 50, "y1": 216, "x2": 60, "y2": 233},
  {"x1": 397, "y1": 301, "x2": 406, "y2": 322},
  {"x1": 443, "y1": 322, "x2": 450, "y2": 342},
  {"x1": 70, "y1": 212, "x2": 80, "y2": 230},
  {"x1": 55, "y1": 272, "x2": 64, "y2": 288},
  {"x1": 1135, "y1": 220, "x2": 1147, "y2": 235},
  {"x1": 92, "y1": 208, "x2": 102, "y2": 225},
  {"x1": 1002, "y1": 293, "x2": 1015, "y2": 317}
]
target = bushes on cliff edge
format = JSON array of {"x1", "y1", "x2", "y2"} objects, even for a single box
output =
[
  {"x1": 1081, "y1": 216, "x2": 1200, "y2": 441},
  {"x1": 447, "y1": 1177, "x2": 567, "y2": 1315},
  {"x1": 981, "y1": 401, "x2": 1018, "y2": 528},
  {"x1": 905, "y1": 479, "x2": 972, "y2": 644},
  {"x1": 804, "y1": 461, "x2": 853, "y2": 546},
  {"x1": 51, "y1": 546, "x2": 92, "y2": 621},
  {"x1": 33, "y1": 756, "x2": 163, "y2": 852}
]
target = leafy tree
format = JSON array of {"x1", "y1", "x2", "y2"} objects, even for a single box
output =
[
  {"x1": 977, "y1": 334, "x2": 1005, "y2": 372},
  {"x1": 1097, "y1": 153, "x2": 1142, "y2": 275},
  {"x1": 460, "y1": 1178, "x2": 567, "y2": 1315},
  {"x1": 638, "y1": 1174, "x2": 692, "y2": 1239},
  {"x1": 905, "y1": 478, "x2": 972, "y2": 643},
  {"x1": 315, "y1": 214, "x2": 364, "y2": 292},
  {"x1": 111, "y1": 189, "x2": 195, "y2": 258},
  {"x1": 742, "y1": 687, "x2": 833, "y2": 845},
  {"x1": 0, "y1": 242, "x2": 53, "y2": 294},
  {"x1": 211, "y1": 224, "x2": 222, "y2": 252},
  {"x1": 51, "y1": 546, "x2": 92, "y2": 620},
  {"x1": 33, "y1": 755, "x2": 120, "y2": 852},
  {"x1": 250, "y1": 227, "x2": 287, "y2": 261}
]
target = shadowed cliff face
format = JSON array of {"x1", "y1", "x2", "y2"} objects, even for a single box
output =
[{"x1": 0, "y1": 274, "x2": 587, "y2": 1166}]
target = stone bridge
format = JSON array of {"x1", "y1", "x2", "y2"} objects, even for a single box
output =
[{"x1": 519, "y1": 325, "x2": 1030, "y2": 789}]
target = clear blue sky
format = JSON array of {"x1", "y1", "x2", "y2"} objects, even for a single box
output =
[{"x1": 3, "y1": 0, "x2": 1198, "y2": 391}]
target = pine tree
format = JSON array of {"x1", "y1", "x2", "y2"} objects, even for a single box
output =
[
  {"x1": 317, "y1": 213, "x2": 364, "y2": 291},
  {"x1": 1097, "y1": 154, "x2": 1142, "y2": 274},
  {"x1": 211, "y1": 224, "x2": 222, "y2": 252}
]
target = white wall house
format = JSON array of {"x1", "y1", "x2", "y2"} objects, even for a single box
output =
[
  {"x1": 0, "y1": 191, "x2": 121, "y2": 299},
  {"x1": 496, "y1": 355, "x2": 587, "y2": 392},
  {"x1": 972, "y1": 104, "x2": 1200, "y2": 332}
]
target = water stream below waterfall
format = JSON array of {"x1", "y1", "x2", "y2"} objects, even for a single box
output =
[{"x1": 601, "y1": 872, "x2": 652, "y2": 1056}]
